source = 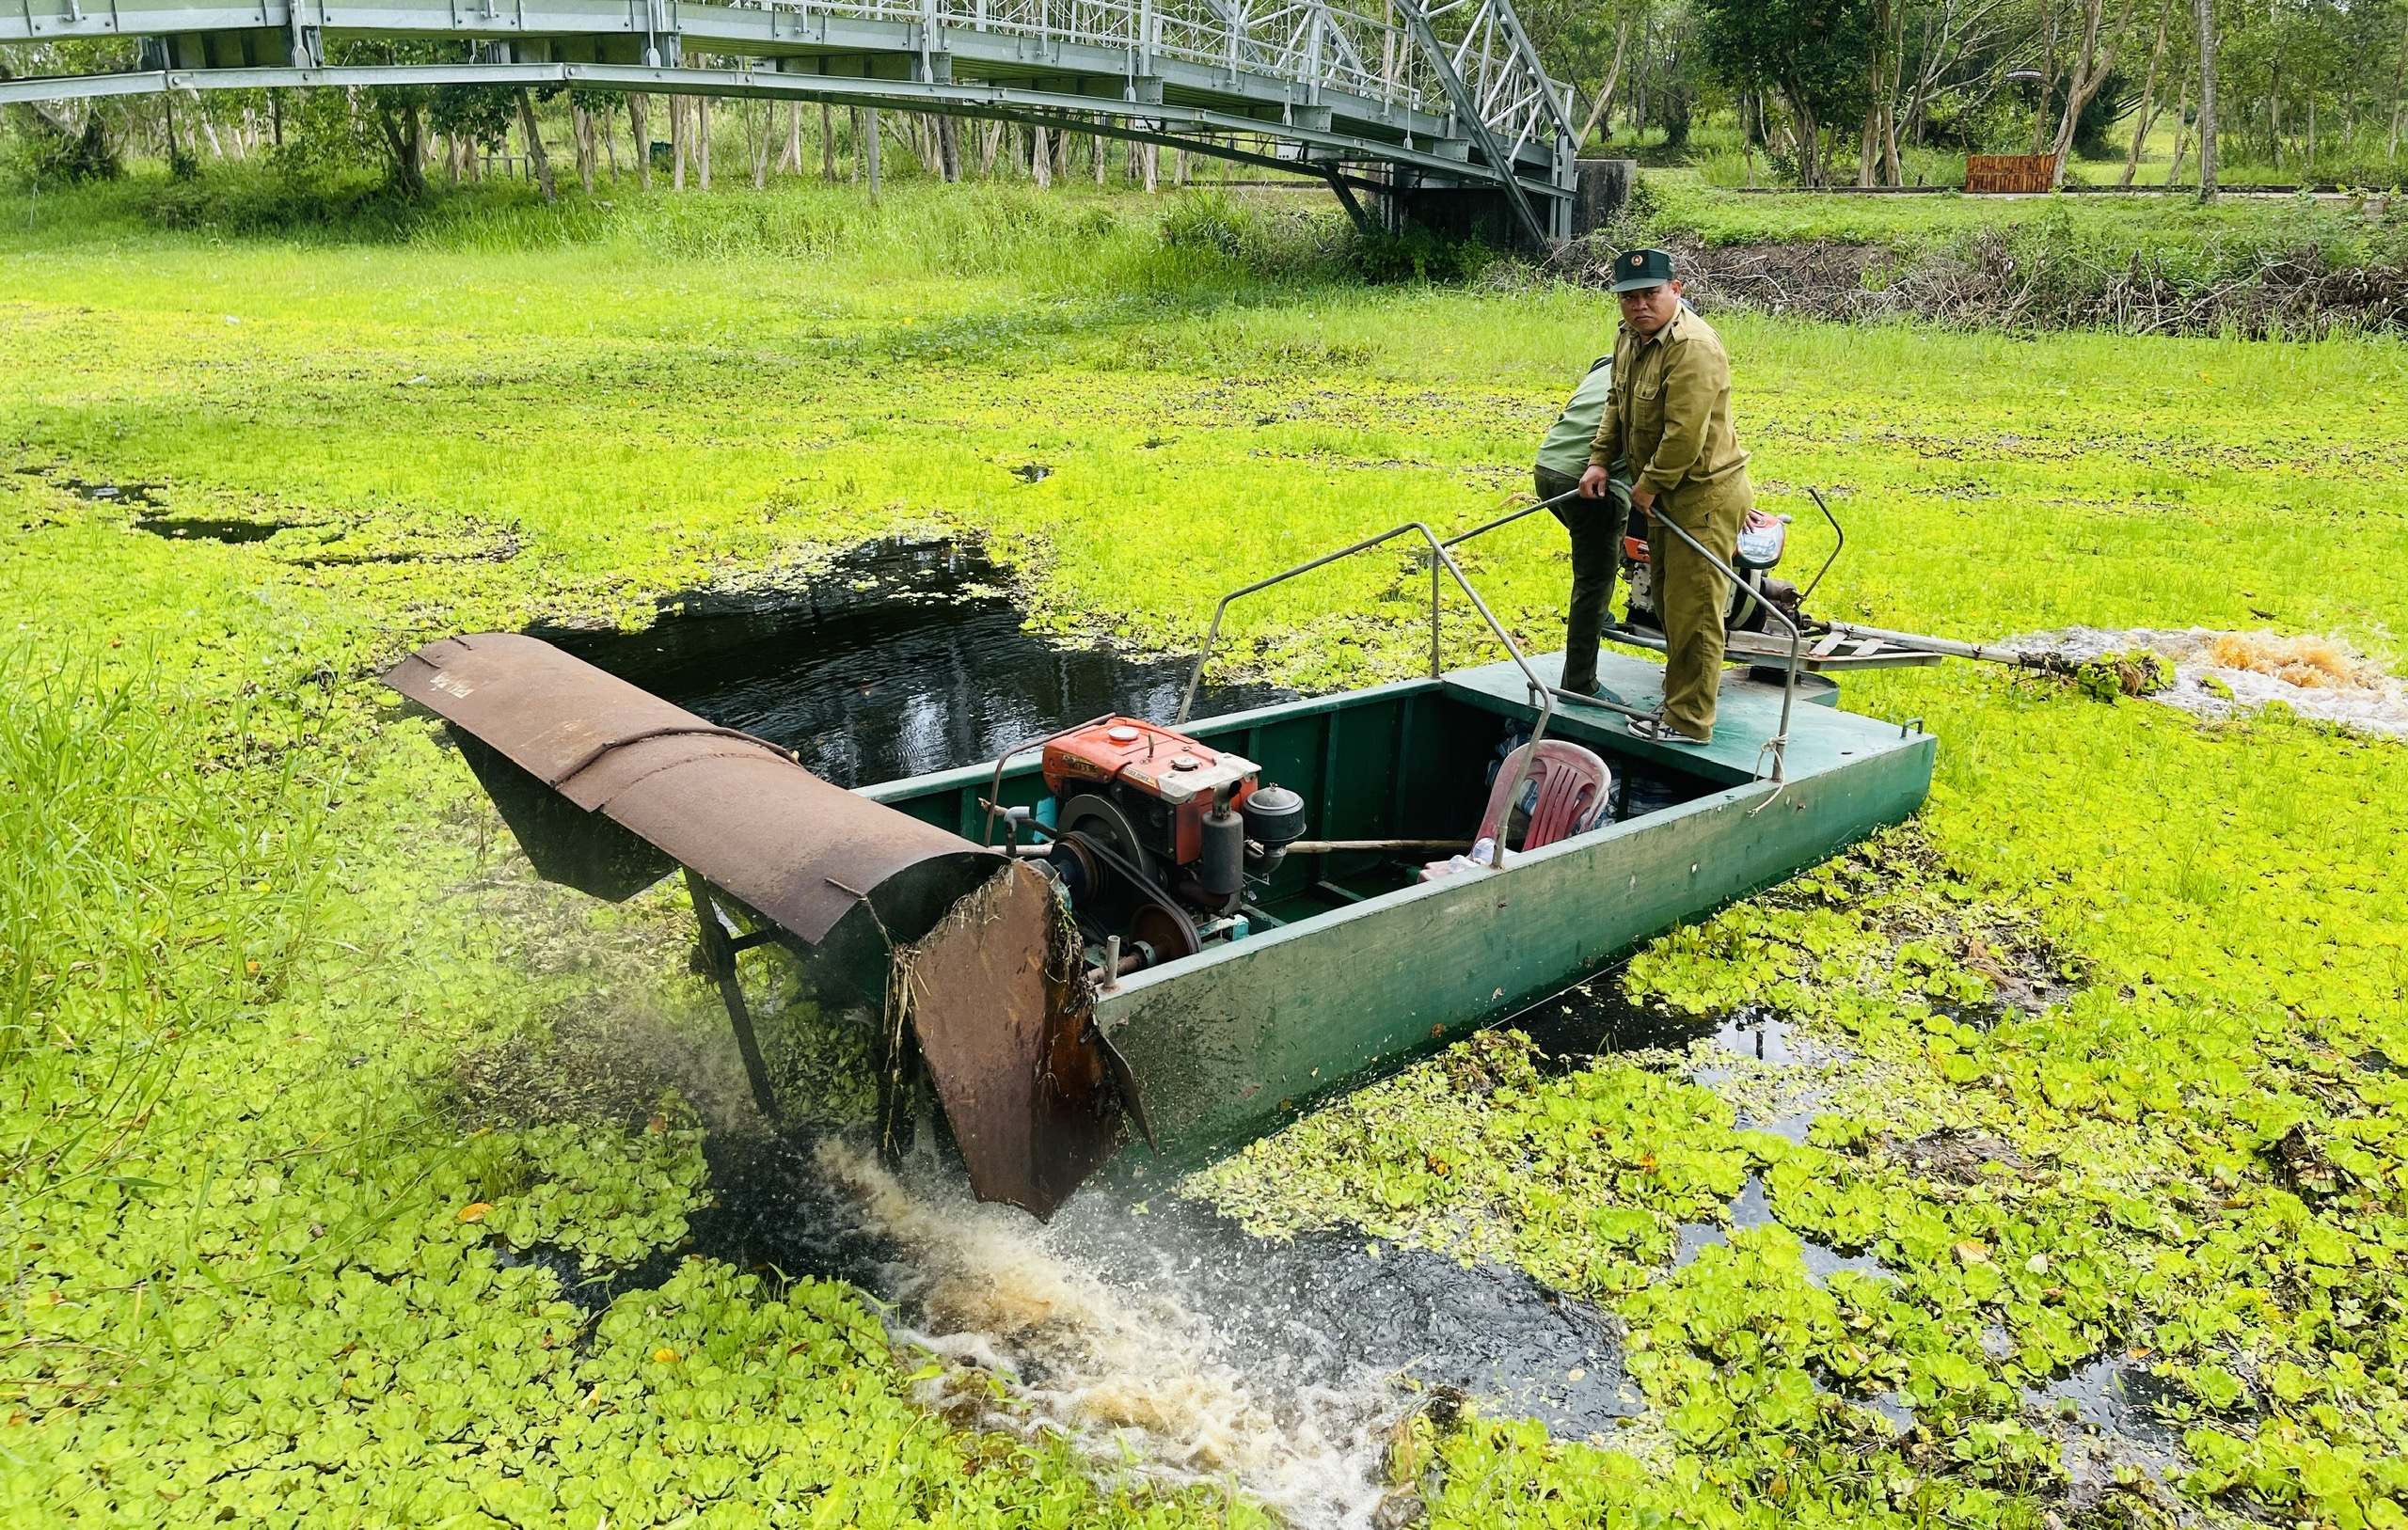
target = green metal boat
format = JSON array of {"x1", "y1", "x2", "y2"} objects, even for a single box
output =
[
  {"x1": 866, "y1": 647, "x2": 1934, "y2": 1181},
  {"x1": 386, "y1": 516, "x2": 1933, "y2": 1218}
]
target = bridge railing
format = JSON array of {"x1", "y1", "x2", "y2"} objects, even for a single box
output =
[{"x1": 704, "y1": 0, "x2": 1562, "y2": 139}]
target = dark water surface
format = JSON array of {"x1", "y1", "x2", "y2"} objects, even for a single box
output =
[{"x1": 535, "y1": 537, "x2": 1291, "y2": 789}]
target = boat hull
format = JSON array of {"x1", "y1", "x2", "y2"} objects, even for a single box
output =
[{"x1": 866, "y1": 646, "x2": 1934, "y2": 1178}]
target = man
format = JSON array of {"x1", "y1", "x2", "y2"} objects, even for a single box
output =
[
  {"x1": 1577, "y1": 247, "x2": 1753, "y2": 746},
  {"x1": 1533, "y1": 356, "x2": 1630, "y2": 701}
]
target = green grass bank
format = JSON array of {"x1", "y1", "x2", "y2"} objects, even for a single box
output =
[{"x1": 3, "y1": 177, "x2": 2405, "y2": 1527}]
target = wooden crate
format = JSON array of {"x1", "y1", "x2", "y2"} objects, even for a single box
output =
[{"x1": 1964, "y1": 154, "x2": 2058, "y2": 193}]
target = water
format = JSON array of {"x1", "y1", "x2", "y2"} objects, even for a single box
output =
[
  {"x1": 634, "y1": 1133, "x2": 1635, "y2": 1525},
  {"x1": 1511, "y1": 970, "x2": 1724, "y2": 1059},
  {"x1": 12, "y1": 464, "x2": 295, "y2": 539},
  {"x1": 2011, "y1": 623, "x2": 2408, "y2": 740},
  {"x1": 137, "y1": 514, "x2": 288, "y2": 543},
  {"x1": 535, "y1": 537, "x2": 1291, "y2": 789}
]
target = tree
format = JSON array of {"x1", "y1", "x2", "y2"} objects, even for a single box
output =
[
  {"x1": 430, "y1": 83, "x2": 516, "y2": 184},
  {"x1": 2046, "y1": 0, "x2": 2140, "y2": 182},
  {"x1": 1701, "y1": 0, "x2": 1877, "y2": 183},
  {"x1": 2194, "y1": 0, "x2": 2218, "y2": 197},
  {"x1": 2120, "y1": 0, "x2": 2178, "y2": 184},
  {"x1": 514, "y1": 87, "x2": 557, "y2": 202}
]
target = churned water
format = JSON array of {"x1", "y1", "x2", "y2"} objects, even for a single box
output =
[
  {"x1": 654, "y1": 1133, "x2": 1634, "y2": 1527},
  {"x1": 2012, "y1": 624, "x2": 2408, "y2": 737}
]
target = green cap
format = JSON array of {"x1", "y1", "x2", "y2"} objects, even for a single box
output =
[{"x1": 1608, "y1": 246, "x2": 1677, "y2": 292}]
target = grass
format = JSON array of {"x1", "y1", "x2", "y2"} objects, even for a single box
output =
[
  {"x1": 1617, "y1": 115, "x2": 2408, "y2": 192},
  {"x1": 1637, "y1": 169, "x2": 2408, "y2": 260},
  {"x1": 3, "y1": 170, "x2": 2406, "y2": 1525}
]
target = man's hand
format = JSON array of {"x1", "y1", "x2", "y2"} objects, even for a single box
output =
[
  {"x1": 1576, "y1": 465, "x2": 1613, "y2": 499},
  {"x1": 1629, "y1": 482, "x2": 1657, "y2": 516}
]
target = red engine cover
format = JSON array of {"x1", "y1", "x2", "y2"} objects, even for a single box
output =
[{"x1": 1041, "y1": 718, "x2": 1259, "y2": 866}]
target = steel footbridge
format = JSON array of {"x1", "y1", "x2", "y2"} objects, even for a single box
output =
[{"x1": 1, "y1": 0, "x2": 1585, "y2": 241}]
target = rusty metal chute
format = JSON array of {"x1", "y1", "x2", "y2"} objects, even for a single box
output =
[{"x1": 384, "y1": 633, "x2": 1126, "y2": 1219}]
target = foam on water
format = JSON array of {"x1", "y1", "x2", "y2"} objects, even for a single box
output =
[
  {"x1": 819, "y1": 1142, "x2": 1402, "y2": 1526},
  {"x1": 2010, "y1": 625, "x2": 2408, "y2": 737}
]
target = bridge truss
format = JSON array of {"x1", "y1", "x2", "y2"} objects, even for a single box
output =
[{"x1": 0, "y1": 0, "x2": 1581, "y2": 242}]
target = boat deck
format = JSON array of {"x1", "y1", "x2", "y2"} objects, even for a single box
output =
[{"x1": 1447, "y1": 646, "x2": 1926, "y2": 786}]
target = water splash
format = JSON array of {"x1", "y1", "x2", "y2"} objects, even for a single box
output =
[
  {"x1": 820, "y1": 1142, "x2": 1402, "y2": 1525},
  {"x1": 2008, "y1": 625, "x2": 2408, "y2": 737}
]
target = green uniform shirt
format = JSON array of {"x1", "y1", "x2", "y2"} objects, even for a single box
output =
[
  {"x1": 1588, "y1": 306, "x2": 1749, "y2": 501},
  {"x1": 1535, "y1": 356, "x2": 1618, "y2": 479}
]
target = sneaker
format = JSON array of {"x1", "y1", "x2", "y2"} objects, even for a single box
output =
[{"x1": 1627, "y1": 716, "x2": 1710, "y2": 746}]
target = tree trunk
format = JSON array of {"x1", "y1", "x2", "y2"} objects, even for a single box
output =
[
  {"x1": 1858, "y1": 0, "x2": 1886, "y2": 185},
  {"x1": 752, "y1": 101, "x2": 770, "y2": 189},
  {"x1": 934, "y1": 115, "x2": 963, "y2": 180},
  {"x1": 673, "y1": 95, "x2": 688, "y2": 190},
  {"x1": 2030, "y1": 2, "x2": 2061, "y2": 154},
  {"x1": 848, "y1": 108, "x2": 862, "y2": 181},
  {"x1": 980, "y1": 119, "x2": 1003, "y2": 177},
  {"x1": 2049, "y1": 0, "x2": 2137, "y2": 185},
  {"x1": 2268, "y1": 60, "x2": 2283, "y2": 169},
  {"x1": 1880, "y1": 0, "x2": 1905, "y2": 183},
  {"x1": 1032, "y1": 124, "x2": 1052, "y2": 187},
  {"x1": 2121, "y1": 0, "x2": 2175, "y2": 185},
  {"x1": 378, "y1": 98, "x2": 427, "y2": 196},
  {"x1": 2165, "y1": 60, "x2": 2193, "y2": 185},
  {"x1": 1054, "y1": 124, "x2": 1070, "y2": 182},
  {"x1": 864, "y1": 107, "x2": 880, "y2": 196},
  {"x1": 1783, "y1": 88, "x2": 1822, "y2": 184},
  {"x1": 1576, "y1": 17, "x2": 1634, "y2": 148},
  {"x1": 574, "y1": 105, "x2": 597, "y2": 195},
  {"x1": 698, "y1": 97, "x2": 712, "y2": 190},
  {"x1": 823, "y1": 105, "x2": 838, "y2": 181},
  {"x1": 631, "y1": 95, "x2": 651, "y2": 191},
  {"x1": 516, "y1": 87, "x2": 558, "y2": 202},
  {"x1": 2193, "y1": 0, "x2": 2218, "y2": 200},
  {"x1": 2389, "y1": 15, "x2": 2407, "y2": 163}
]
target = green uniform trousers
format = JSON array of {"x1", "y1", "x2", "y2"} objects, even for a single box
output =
[
  {"x1": 1537, "y1": 465, "x2": 1624, "y2": 696},
  {"x1": 1646, "y1": 470, "x2": 1751, "y2": 741}
]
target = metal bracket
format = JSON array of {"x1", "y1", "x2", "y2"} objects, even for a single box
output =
[{"x1": 684, "y1": 868, "x2": 783, "y2": 1124}]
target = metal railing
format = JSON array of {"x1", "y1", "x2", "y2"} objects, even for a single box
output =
[
  {"x1": 1440, "y1": 484, "x2": 1847, "y2": 791},
  {"x1": 1175, "y1": 520, "x2": 1558, "y2": 865}
]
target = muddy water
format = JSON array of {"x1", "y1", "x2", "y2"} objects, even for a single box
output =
[
  {"x1": 535, "y1": 537, "x2": 1291, "y2": 788},
  {"x1": 652, "y1": 1134, "x2": 1634, "y2": 1525}
]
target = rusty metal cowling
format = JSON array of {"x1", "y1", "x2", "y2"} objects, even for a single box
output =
[
  {"x1": 383, "y1": 632, "x2": 1127, "y2": 1218},
  {"x1": 385, "y1": 632, "x2": 999, "y2": 944}
]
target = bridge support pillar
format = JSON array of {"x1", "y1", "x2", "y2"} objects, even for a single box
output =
[{"x1": 1570, "y1": 159, "x2": 1638, "y2": 238}]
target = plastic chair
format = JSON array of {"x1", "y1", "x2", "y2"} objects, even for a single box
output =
[{"x1": 1421, "y1": 740, "x2": 1611, "y2": 878}]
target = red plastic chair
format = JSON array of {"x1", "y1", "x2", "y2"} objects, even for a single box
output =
[{"x1": 1423, "y1": 740, "x2": 1612, "y2": 878}]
